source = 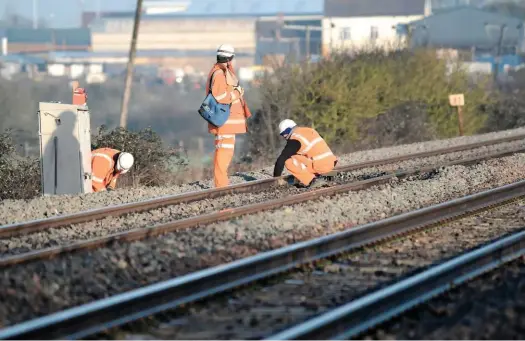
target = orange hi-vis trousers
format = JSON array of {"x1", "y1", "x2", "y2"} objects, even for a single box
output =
[
  {"x1": 284, "y1": 154, "x2": 336, "y2": 186},
  {"x1": 214, "y1": 134, "x2": 235, "y2": 188}
]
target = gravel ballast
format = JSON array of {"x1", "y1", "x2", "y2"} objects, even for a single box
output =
[
  {"x1": 1, "y1": 140, "x2": 525, "y2": 256},
  {"x1": 1, "y1": 127, "x2": 525, "y2": 225},
  {"x1": 112, "y1": 201, "x2": 525, "y2": 340},
  {"x1": 0, "y1": 153, "x2": 524, "y2": 328}
]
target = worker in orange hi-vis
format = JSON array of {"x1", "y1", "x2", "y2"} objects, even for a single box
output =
[
  {"x1": 205, "y1": 44, "x2": 252, "y2": 188},
  {"x1": 273, "y1": 119, "x2": 338, "y2": 188},
  {"x1": 91, "y1": 148, "x2": 134, "y2": 192}
]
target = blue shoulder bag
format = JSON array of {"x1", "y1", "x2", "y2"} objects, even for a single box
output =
[{"x1": 198, "y1": 70, "x2": 230, "y2": 127}]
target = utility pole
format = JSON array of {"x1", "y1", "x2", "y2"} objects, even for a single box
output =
[
  {"x1": 305, "y1": 25, "x2": 311, "y2": 61},
  {"x1": 329, "y1": 21, "x2": 335, "y2": 57},
  {"x1": 119, "y1": 0, "x2": 143, "y2": 128},
  {"x1": 96, "y1": 0, "x2": 102, "y2": 20},
  {"x1": 32, "y1": 0, "x2": 38, "y2": 29},
  {"x1": 493, "y1": 24, "x2": 507, "y2": 85}
]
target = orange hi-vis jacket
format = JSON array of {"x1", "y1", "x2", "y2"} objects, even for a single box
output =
[
  {"x1": 91, "y1": 148, "x2": 121, "y2": 192},
  {"x1": 289, "y1": 127, "x2": 337, "y2": 172},
  {"x1": 205, "y1": 63, "x2": 251, "y2": 135}
]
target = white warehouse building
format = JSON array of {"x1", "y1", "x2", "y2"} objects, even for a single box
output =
[{"x1": 322, "y1": 0, "x2": 430, "y2": 54}]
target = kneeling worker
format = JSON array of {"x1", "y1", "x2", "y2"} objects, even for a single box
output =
[
  {"x1": 91, "y1": 148, "x2": 134, "y2": 192},
  {"x1": 273, "y1": 119, "x2": 338, "y2": 188}
]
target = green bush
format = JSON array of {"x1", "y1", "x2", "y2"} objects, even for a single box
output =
[{"x1": 248, "y1": 48, "x2": 492, "y2": 158}]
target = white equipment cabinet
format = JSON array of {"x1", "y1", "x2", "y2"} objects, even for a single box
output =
[{"x1": 38, "y1": 102, "x2": 93, "y2": 195}]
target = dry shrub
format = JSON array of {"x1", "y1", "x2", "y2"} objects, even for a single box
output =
[
  {"x1": 481, "y1": 93, "x2": 525, "y2": 133},
  {"x1": 0, "y1": 125, "x2": 203, "y2": 200},
  {"x1": 481, "y1": 68, "x2": 525, "y2": 132},
  {"x1": 0, "y1": 131, "x2": 40, "y2": 200},
  {"x1": 91, "y1": 126, "x2": 185, "y2": 188},
  {"x1": 360, "y1": 101, "x2": 439, "y2": 149}
]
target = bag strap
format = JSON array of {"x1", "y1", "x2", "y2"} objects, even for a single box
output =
[
  {"x1": 209, "y1": 69, "x2": 222, "y2": 94},
  {"x1": 209, "y1": 69, "x2": 233, "y2": 108}
]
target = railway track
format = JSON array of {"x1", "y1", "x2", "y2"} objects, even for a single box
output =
[
  {"x1": 362, "y1": 243, "x2": 525, "y2": 339},
  {"x1": 1, "y1": 145, "x2": 524, "y2": 268},
  {"x1": 1, "y1": 133, "x2": 524, "y2": 240},
  {"x1": 2, "y1": 176, "x2": 525, "y2": 339},
  {"x1": 268, "y1": 227, "x2": 525, "y2": 340}
]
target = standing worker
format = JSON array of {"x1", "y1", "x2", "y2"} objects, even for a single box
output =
[
  {"x1": 273, "y1": 119, "x2": 338, "y2": 188},
  {"x1": 91, "y1": 147, "x2": 134, "y2": 192},
  {"x1": 205, "y1": 44, "x2": 251, "y2": 188}
]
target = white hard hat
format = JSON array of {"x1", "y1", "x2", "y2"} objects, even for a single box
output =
[
  {"x1": 279, "y1": 119, "x2": 297, "y2": 136},
  {"x1": 116, "y1": 152, "x2": 134, "y2": 174},
  {"x1": 217, "y1": 44, "x2": 235, "y2": 59}
]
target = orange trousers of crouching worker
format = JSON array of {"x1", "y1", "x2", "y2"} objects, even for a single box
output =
[
  {"x1": 284, "y1": 154, "x2": 336, "y2": 186},
  {"x1": 214, "y1": 134, "x2": 236, "y2": 188}
]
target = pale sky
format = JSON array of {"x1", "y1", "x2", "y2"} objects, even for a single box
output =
[
  {"x1": 0, "y1": 0, "x2": 498, "y2": 29},
  {"x1": 0, "y1": 0, "x2": 138, "y2": 28}
]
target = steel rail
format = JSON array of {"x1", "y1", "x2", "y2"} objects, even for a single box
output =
[
  {"x1": 267, "y1": 228, "x2": 525, "y2": 340},
  {"x1": 1, "y1": 133, "x2": 524, "y2": 239},
  {"x1": 1, "y1": 177, "x2": 525, "y2": 339},
  {"x1": 1, "y1": 146, "x2": 524, "y2": 268}
]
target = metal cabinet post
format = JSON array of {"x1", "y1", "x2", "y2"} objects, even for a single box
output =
[{"x1": 38, "y1": 102, "x2": 93, "y2": 196}]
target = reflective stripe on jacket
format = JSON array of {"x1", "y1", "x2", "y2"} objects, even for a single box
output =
[
  {"x1": 289, "y1": 127, "x2": 337, "y2": 164},
  {"x1": 91, "y1": 147, "x2": 120, "y2": 192},
  {"x1": 205, "y1": 64, "x2": 249, "y2": 135}
]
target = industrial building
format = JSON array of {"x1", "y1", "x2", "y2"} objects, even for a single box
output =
[
  {"x1": 401, "y1": 7, "x2": 525, "y2": 73},
  {"x1": 3, "y1": 0, "x2": 520, "y2": 81},
  {"x1": 322, "y1": 0, "x2": 428, "y2": 54},
  {"x1": 406, "y1": 7, "x2": 524, "y2": 52},
  {"x1": 86, "y1": 0, "x2": 323, "y2": 71},
  {"x1": 0, "y1": 27, "x2": 90, "y2": 54},
  {"x1": 319, "y1": 0, "x2": 518, "y2": 55}
]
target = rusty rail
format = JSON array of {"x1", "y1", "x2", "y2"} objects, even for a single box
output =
[
  {"x1": 2, "y1": 174, "x2": 525, "y2": 339},
  {"x1": 0, "y1": 133, "x2": 524, "y2": 240},
  {"x1": 1, "y1": 145, "x2": 524, "y2": 268}
]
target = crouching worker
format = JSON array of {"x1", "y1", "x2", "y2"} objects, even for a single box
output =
[
  {"x1": 273, "y1": 119, "x2": 338, "y2": 188},
  {"x1": 91, "y1": 148, "x2": 134, "y2": 192}
]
